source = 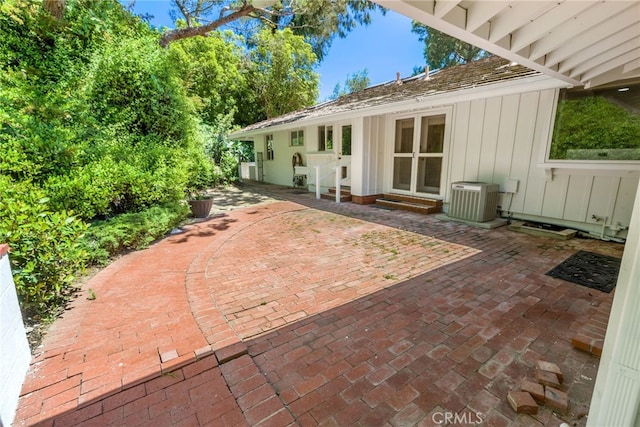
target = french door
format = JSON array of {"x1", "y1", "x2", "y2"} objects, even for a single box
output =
[{"x1": 392, "y1": 114, "x2": 445, "y2": 195}]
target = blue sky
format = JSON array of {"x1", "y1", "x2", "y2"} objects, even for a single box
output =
[{"x1": 125, "y1": 1, "x2": 424, "y2": 100}]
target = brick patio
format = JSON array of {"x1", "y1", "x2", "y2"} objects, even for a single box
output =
[{"x1": 14, "y1": 183, "x2": 620, "y2": 426}]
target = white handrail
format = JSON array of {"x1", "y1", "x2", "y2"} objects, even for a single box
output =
[{"x1": 302, "y1": 157, "x2": 350, "y2": 200}]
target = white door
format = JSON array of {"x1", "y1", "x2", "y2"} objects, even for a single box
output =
[{"x1": 392, "y1": 114, "x2": 445, "y2": 196}]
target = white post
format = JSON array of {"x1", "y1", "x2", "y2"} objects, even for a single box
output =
[
  {"x1": 588, "y1": 183, "x2": 640, "y2": 425},
  {"x1": 335, "y1": 160, "x2": 341, "y2": 204},
  {"x1": 315, "y1": 166, "x2": 321, "y2": 200}
]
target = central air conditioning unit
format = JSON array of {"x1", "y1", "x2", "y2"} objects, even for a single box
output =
[{"x1": 449, "y1": 182, "x2": 499, "y2": 222}]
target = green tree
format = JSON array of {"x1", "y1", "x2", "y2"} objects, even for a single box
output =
[
  {"x1": 411, "y1": 22, "x2": 489, "y2": 69},
  {"x1": 162, "y1": 0, "x2": 382, "y2": 60},
  {"x1": 0, "y1": 0, "x2": 221, "y2": 318},
  {"x1": 250, "y1": 28, "x2": 319, "y2": 118},
  {"x1": 167, "y1": 31, "x2": 254, "y2": 125},
  {"x1": 329, "y1": 68, "x2": 370, "y2": 100}
]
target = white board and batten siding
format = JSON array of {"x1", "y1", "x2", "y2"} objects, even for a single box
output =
[{"x1": 446, "y1": 89, "x2": 638, "y2": 237}]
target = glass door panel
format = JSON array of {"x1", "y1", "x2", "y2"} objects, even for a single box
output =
[
  {"x1": 393, "y1": 158, "x2": 412, "y2": 190},
  {"x1": 416, "y1": 157, "x2": 442, "y2": 193},
  {"x1": 395, "y1": 118, "x2": 414, "y2": 153},
  {"x1": 415, "y1": 115, "x2": 445, "y2": 195},
  {"x1": 392, "y1": 114, "x2": 446, "y2": 196},
  {"x1": 420, "y1": 116, "x2": 445, "y2": 153},
  {"x1": 392, "y1": 118, "x2": 415, "y2": 191}
]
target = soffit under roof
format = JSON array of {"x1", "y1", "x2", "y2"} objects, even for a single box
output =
[{"x1": 373, "y1": 0, "x2": 640, "y2": 89}]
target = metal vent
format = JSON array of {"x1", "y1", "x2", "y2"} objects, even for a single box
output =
[{"x1": 449, "y1": 182, "x2": 499, "y2": 222}]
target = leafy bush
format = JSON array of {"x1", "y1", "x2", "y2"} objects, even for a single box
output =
[
  {"x1": 80, "y1": 202, "x2": 190, "y2": 265},
  {"x1": 550, "y1": 96, "x2": 640, "y2": 160},
  {"x1": 0, "y1": 176, "x2": 88, "y2": 319}
]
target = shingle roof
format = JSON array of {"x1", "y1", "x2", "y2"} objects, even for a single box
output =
[{"x1": 234, "y1": 56, "x2": 540, "y2": 134}]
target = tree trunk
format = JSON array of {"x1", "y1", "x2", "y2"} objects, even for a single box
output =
[
  {"x1": 43, "y1": 0, "x2": 66, "y2": 20},
  {"x1": 159, "y1": 4, "x2": 257, "y2": 47}
]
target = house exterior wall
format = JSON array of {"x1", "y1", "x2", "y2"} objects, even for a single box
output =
[
  {"x1": 249, "y1": 84, "x2": 637, "y2": 236},
  {"x1": 0, "y1": 245, "x2": 31, "y2": 427},
  {"x1": 255, "y1": 128, "x2": 309, "y2": 187},
  {"x1": 357, "y1": 115, "x2": 385, "y2": 198},
  {"x1": 253, "y1": 122, "x2": 355, "y2": 193},
  {"x1": 441, "y1": 88, "x2": 637, "y2": 238}
]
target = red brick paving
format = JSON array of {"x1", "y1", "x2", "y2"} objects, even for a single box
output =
[{"x1": 13, "y1": 182, "x2": 621, "y2": 426}]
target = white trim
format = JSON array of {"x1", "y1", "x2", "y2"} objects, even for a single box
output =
[
  {"x1": 229, "y1": 75, "x2": 567, "y2": 140},
  {"x1": 537, "y1": 86, "x2": 640, "y2": 173},
  {"x1": 385, "y1": 107, "x2": 453, "y2": 198}
]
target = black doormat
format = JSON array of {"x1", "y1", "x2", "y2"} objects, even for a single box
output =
[{"x1": 546, "y1": 250, "x2": 621, "y2": 293}]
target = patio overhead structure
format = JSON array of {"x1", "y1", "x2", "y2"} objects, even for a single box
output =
[
  {"x1": 374, "y1": 0, "x2": 640, "y2": 89},
  {"x1": 372, "y1": 1, "x2": 640, "y2": 425}
]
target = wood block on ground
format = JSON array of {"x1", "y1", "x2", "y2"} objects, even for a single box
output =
[
  {"x1": 507, "y1": 391, "x2": 538, "y2": 414},
  {"x1": 536, "y1": 360, "x2": 564, "y2": 383},
  {"x1": 545, "y1": 386, "x2": 569, "y2": 414},
  {"x1": 536, "y1": 369, "x2": 561, "y2": 388},
  {"x1": 521, "y1": 379, "x2": 545, "y2": 404}
]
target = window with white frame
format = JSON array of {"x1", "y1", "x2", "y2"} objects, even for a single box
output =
[
  {"x1": 549, "y1": 83, "x2": 640, "y2": 161},
  {"x1": 341, "y1": 125, "x2": 352, "y2": 155},
  {"x1": 290, "y1": 129, "x2": 304, "y2": 146},
  {"x1": 265, "y1": 134, "x2": 274, "y2": 160},
  {"x1": 318, "y1": 125, "x2": 333, "y2": 151}
]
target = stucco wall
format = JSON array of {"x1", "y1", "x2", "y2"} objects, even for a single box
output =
[{"x1": 0, "y1": 244, "x2": 31, "y2": 427}]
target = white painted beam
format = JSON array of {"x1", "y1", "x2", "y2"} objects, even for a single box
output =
[
  {"x1": 509, "y1": 1, "x2": 596, "y2": 53},
  {"x1": 569, "y1": 39, "x2": 640, "y2": 79},
  {"x1": 529, "y1": 2, "x2": 635, "y2": 61},
  {"x1": 434, "y1": 0, "x2": 461, "y2": 19},
  {"x1": 466, "y1": 1, "x2": 510, "y2": 33},
  {"x1": 544, "y1": 12, "x2": 639, "y2": 68},
  {"x1": 407, "y1": 0, "x2": 434, "y2": 15},
  {"x1": 374, "y1": 0, "x2": 581, "y2": 86},
  {"x1": 581, "y1": 49, "x2": 640, "y2": 83},
  {"x1": 488, "y1": 2, "x2": 556, "y2": 43},
  {"x1": 623, "y1": 59, "x2": 640, "y2": 74},
  {"x1": 557, "y1": 25, "x2": 640, "y2": 73},
  {"x1": 584, "y1": 67, "x2": 640, "y2": 89}
]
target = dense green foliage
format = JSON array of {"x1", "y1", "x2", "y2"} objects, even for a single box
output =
[
  {"x1": 167, "y1": 31, "x2": 258, "y2": 126},
  {"x1": 411, "y1": 23, "x2": 489, "y2": 69},
  {"x1": 81, "y1": 202, "x2": 190, "y2": 266},
  {"x1": 250, "y1": 28, "x2": 319, "y2": 118},
  {"x1": 0, "y1": 0, "x2": 321, "y2": 318},
  {"x1": 0, "y1": 176, "x2": 88, "y2": 317},
  {"x1": 550, "y1": 96, "x2": 640, "y2": 160}
]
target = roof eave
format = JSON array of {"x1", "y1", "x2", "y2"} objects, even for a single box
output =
[{"x1": 229, "y1": 74, "x2": 567, "y2": 140}]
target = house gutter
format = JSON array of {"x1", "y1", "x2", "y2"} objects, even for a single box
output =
[{"x1": 228, "y1": 74, "x2": 569, "y2": 140}]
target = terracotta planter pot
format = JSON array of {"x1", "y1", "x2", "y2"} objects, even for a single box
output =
[{"x1": 188, "y1": 199, "x2": 213, "y2": 218}]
